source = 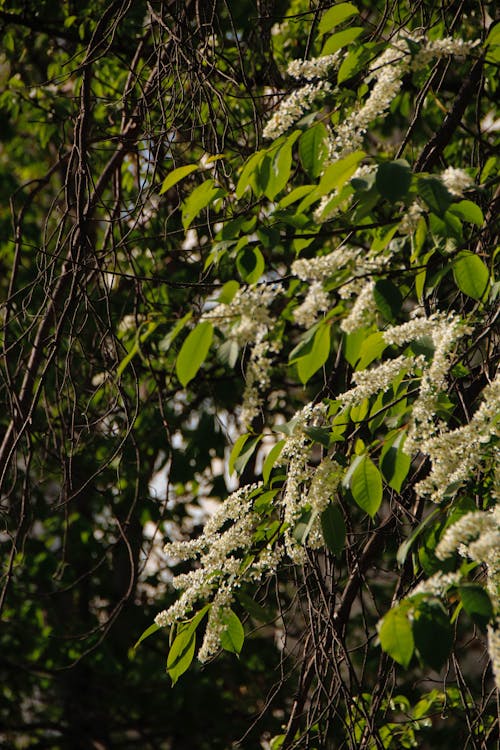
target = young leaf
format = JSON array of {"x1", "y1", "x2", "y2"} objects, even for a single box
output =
[
  {"x1": 182, "y1": 180, "x2": 226, "y2": 229},
  {"x1": 132, "y1": 622, "x2": 160, "y2": 652},
  {"x1": 229, "y1": 433, "x2": 251, "y2": 476},
  {"x1": 296, "y1": 323, "x2": 331, "y2": 384},
  {"x1": 265, "y1": 142, "x2": 293, "y2": 200},
  {"x1": 378, "y1": 606, "x2": 414, "y2": 668},
  {"x1": 263, "y1": 440, "x2": 286, "y2": 484},
  {"x1": 220, "y1": 610, "x2": 245, "y2": 655},
  {"x1": 218, "y1": 280, "x2": 240, "y2": 304},
  {"x1": 453, "y1": 251, "x2": 489, "y2": 300},
  {"x1": 380, "y1": 432, "x2": 411, "y2": 492},
  {"x1": 350, "y1": 455, "x2": 382, "y2": 517},
  {"x1": 166, "y1": 627, "x2": 196, "y2": 685},
  {"x1": 376, "y1": 160, "x2": 412, "y2": 203},
  {"x1": 234, "y1": 436, "x2": 261, "y2": 475},
  {"x1": 317, "y1": 151, "x2": 365, "y2": 197},
  {"x1": 448, "y1": 200, "x2": 484, "y2": 226},
  {"x1": 337, "y1": 46, "x2": 364, "y2": 84},
  {"x1": 318, "y1": 2, "x2": 358, "y2": 36},
  {"x1": 321, "y1": 503, "x2": 346, "y2": 557},
  {"x1": 160, "y1": 164, "x2": 198, "y2": 195},
  {"x1": 356, "y1": 331, "x2": 387, "y2": 371},
  {"x1": 299, "y1": 123, "x2": 329, "y2": 179},
  {"x1": 321, "y1": 27, "x2": 363, "y2": 55},
  {"x1": 236, "y1": 150, "x2": 266, "y2": 199},
  {"x1": 176, "y1": 321, "x2": 213, "y2": 386}
]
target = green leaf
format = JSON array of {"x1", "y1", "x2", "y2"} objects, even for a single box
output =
[
  {"x1": 166, "y1": 627, "x2": 196, "y2": 686},
  {"x1": 413, "y1": 600, "x2": 452, "y2": 671},
  {"x1": 321, "y1": 27, "x2": 363, "y2": 55},
  {"x1": 448, "y1": 200, "x2": 484, "y2": 226},
  {"x1": 417, "y1": 176, "x2": 452, "y2": 216},
  {"x1": 376, "y1": 160, "x2": 412, "y2": 203},
  {"x1": 265, "y1": 142, "x2": 293, "y2": 200},
  {"x1": 458, "y1": 584, "x2": 494, "y2": 631},
  {"x1": 396, "y1": 508, "x2": 440, "y2": 566},
  {"x1": 378, "y1": 606, "x2": 414, "y2": 668},
  {"x1": 317, "y1": 151, "x2": 365, "y2": 196},
  {"x1": 356, "y1": 331, "x2": 387, "y2": 370},
  {"x1": 380, "y1": 432, "x2": 411, "y2": 492},
  {"x1": 229, "y1": 433, "x2": 252, "y2": 475},
  {"x1": 453, "y1": 251, "x2": 489, "y2": 300},
  {"x1": 159, "y1": 312, "x2": 192, "y2": 353},
  {"x1": 182, "y1": 179, "x2": 226, "y2": 229},
  {"x1": 279, "y1": 185, "x2": 316, "y2": 208},
  {"x1": 373, "y1": 279, "x2": 403, "y2": 322},
  {"x1": 236, "y1": 150, "x2": 266, "y2": 198},
  {"x1": 344, "y1": 327, "x2": 369, "y2": 367},
  {"x1": 176, "y1": 321, "x2": 214, "y2": 386},
  {"x1": 132, "y1": 622, "x2": 160, "y2": 652},
  {"x1": 159, "y1": 164, "x2": 198, "y2": 194},
  {"x1": 299, "y1": 123, "x2": 329, "y2": 179},
  {"x1": 318, "y1": 3, "x2": 358, "y2": 35},
  {"x1": 321, "y1": 503, "x2": 346, "y2": 557},
  {"x1": 234, "y1": 436, "x2": 261, "y2": 474},
  {"x1": 220, "y1": 610, "x2": 245, "y2": 655},
  {"x1": 350, "y1": 455, "x2": 382, "y2": 517},
  {"x1": 263, "y1": 440, "x2": 286, "y2": 484},
  {"x1": 296, "y1": 323, "x2": 331, "y2": 384},
  {"x1": 218, "y1": 280, "x2": 240, "y2": 304},
  {"x1": 338, "y1": 46, "x2": 364, "y2": 84},
  {"x1": 236, "y1": 245, "x2": 265, "y2": 284}
]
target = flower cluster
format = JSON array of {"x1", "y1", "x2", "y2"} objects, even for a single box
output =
[
  {"x1": 277, "y1": 402, "x2": 331, "y2": 562},
  {"x1": 287, "y1": 53, "x2": 341, "y2": 81},
  {"x1": 204, "y1": 284, "x2": 278, "y2": 426},
  {"x1": 204, "y1": 284, "x2": 275, "y2": 346},
  {"x1": 435, "y1": 503, "x2": 500, "y2": 687},
  {"x1": 240, "y1": 337, "x2": 282, "y2": 425},
  {"x1": 440, "y1": 166, "x2": 474, "y2": 196},
  {"x1": 263, "y1": 81, "x2": 332, "y2": 140},
  {"x1": 155, "y1": 483, "x2": 282, "y2": 662},
  {"x1": 338, "y1": 354, "x2": 420, "y2": 406},
  {"x1": 384, "y1": 312, "x2": 471, "y2": 452},
  {"x1": 415, "y1": 375, "x2": 500, "y2": 502},
  {"x1": 340, "y1": 280, "x2": 377, "y2": 333}
]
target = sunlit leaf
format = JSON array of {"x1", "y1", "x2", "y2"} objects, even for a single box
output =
[
  {"x1": 350, "y1": 455, "x2": 382, "y2": 517},
  {"x1": 318, "y1": 3, "x2": 358, "y2": 35},
  {"x1": 159, "y1": 164, "x2": 198, "y2": 194},
  {"x1": 220, "y1": 610, "x2": 245, "y2": 655},
  {"x1": 176, "y1": 321, "x2": 213, "y2": 386},
  {"x1": 378, "y1": 606, "x2": 414, "y2": 667},
  {"x1": 453, "y1": 251, "x2": 489, "y2": 300}
]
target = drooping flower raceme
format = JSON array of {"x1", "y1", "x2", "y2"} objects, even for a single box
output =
[
  {"x1": 203, "y1": 284, "x2": 281, "y2": 426},
  {"x1": 415, "y1": 375, "x2": 500, "y2": 502},
  {"x1": 155, "y1": 482, "x2": 283, "y2": 662},
  {"x1": 263, "y1": 81, "x2": 332, "y2": 140},
  {"x1": 435, "y1": 503, "x2": 500, "y2": 688}
]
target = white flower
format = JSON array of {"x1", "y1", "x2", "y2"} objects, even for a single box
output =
[
  {"x1": 287, "y1": 54, "x2": 341, "y2": 81},
  {"x1": 487, "y1": 618, "x2": 500, "y2": 690},
  {"x1": 263, "y1": 81, "x2": 332, "y2": 140},
  {"x1": 340, "y1": 280, "x2": 377, "y2": 333},
  {"x1": 338, "y1": 355, "x2": 420, "y2": 406},
  {"x1": 440, "y1": 166, "x2": 474, "y2": 196}
]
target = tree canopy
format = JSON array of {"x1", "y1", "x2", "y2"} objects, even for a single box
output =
[{"x1": 0, "y1": 1, "x2": 499, "y2": 748}]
